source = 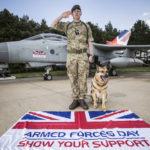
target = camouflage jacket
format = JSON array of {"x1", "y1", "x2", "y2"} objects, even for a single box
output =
[{"x1": 54, "y1": 21, "x2": 94, "y2": 51}]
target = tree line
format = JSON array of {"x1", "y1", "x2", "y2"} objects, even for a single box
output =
[
  {"x1": 1, "y1": 9, "x2": 150, "y2": 44},
  {"x1": 0, "y1": 9, "x2": 150, "y2": 73}
]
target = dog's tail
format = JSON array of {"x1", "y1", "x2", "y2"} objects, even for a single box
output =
[{"x1": 106, "y1": 30, "x2": 131, "y2": 46}]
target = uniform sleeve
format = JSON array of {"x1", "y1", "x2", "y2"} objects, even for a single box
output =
[
  {"x1": 86, "y1": 24, "x2": 94, "y2": 42},
  {"x1": 54, "y1": 22, "x2": 69, "y2": 34}
]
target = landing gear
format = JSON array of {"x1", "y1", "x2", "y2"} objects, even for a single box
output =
[
  {"x1": 43, "y1": 66, "x2": 53, "y2": 80},
  {"x1": 107, "y1": 63, "x2": 117, "y2": 76},
  {"x1": 0, "y1": 64, "x2": 16, "y2": 80},
  {"x1": 43, "y1": 74, "x2": 52, "y2": 80},
  {"x1": 0, "y1": 69, "x2": 11, "y2": 78},
  {"x1": 108, "y1": 67, "x2": 118, "y2": 76}
]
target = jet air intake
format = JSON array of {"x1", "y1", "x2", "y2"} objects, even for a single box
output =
[{"x1": 0, "y1": 42, "x2": 9, "y2": 63}]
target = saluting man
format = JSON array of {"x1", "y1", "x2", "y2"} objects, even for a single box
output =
[{"x1": 51, "y1": 5, "x2": 94, "y2": 110}]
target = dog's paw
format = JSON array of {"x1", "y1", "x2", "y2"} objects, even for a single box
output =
[
  {"x1": 94, "y1": 104, "x2": 98, "y2": 109},
  {"x1": 102, "y1": 107, "x2": 106, "y2": 112},
  {"x1": 102, "y1": 103, "x2": 106, "y2": 112}
]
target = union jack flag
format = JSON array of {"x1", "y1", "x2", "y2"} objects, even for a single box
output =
[
  {"x1": 33, "y1": 50, "x2": 46, "y2": 55},
  {"x1": 13, "y1": 110, "x2": 150, "y2": 130}
]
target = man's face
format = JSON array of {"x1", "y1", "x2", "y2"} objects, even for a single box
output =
[{"x1": 72, "y1": 9, "x2": 82, "y2": 20}]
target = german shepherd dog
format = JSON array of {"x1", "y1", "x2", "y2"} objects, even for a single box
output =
[{"x1": 91, "y1": 65, "x2": 109, "y2": 111}]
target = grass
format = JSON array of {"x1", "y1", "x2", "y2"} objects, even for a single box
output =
[
  {"x1": 12, "y1": 70, "x2": 67, "y2": 78},
  {"x1": 12, "y1": 67, "x2": 150, "y2": 78},
  {"x1": 116, "y1": 67, "x2": 150, "y2": 72}
]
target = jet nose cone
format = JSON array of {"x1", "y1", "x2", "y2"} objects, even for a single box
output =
[{"x1": 0, "y1": 42, "x2": 9, "y2": 63}]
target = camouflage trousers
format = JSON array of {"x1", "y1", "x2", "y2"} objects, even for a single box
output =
[{"x1": 66, "y1": 53, "x2": 89, "y2": 100}]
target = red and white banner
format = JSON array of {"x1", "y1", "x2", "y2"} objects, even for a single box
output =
[{"x1": 0, "y1": 110, "x2": 150, "y2": 149}]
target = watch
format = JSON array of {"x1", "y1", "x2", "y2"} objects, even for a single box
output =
[{"x1": 90, "y1": 54, "x2": 94, "y2": 57}]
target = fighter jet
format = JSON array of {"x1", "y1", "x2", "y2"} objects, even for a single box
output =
[
  {"x1": 0, "y1": 33, "x2": 67, "y2": 80},
  {"x1": 0, "y1": 30, "x2": 150, "y2": 80}
]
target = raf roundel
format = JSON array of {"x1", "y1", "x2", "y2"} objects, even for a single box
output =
[{"x1": 50, "y1": 49, "x2": 55, "y2": 54}]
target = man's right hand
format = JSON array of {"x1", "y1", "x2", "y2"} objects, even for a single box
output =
[
  {"x1": 51, "y1": 11, "x2": 71, "y2": 28},
  {"x1": 61, "y1": 11, "x2": 72, "y2": 18}
]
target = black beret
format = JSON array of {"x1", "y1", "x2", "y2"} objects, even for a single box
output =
[{"x1": 71, "y1": 5, "x2": 81, "y2": 12}]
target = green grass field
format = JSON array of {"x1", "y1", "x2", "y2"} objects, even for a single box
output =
[
  {"x1": 116, "y1": 67, "x2": 150, "y2": 72},
  {"x1": 12, "y1": 67, "x2": 150, "y2": 78},
  {"x1": 12, "y1": 70, "x2": 67, "y2": 78}
]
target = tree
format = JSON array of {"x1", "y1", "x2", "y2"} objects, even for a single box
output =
[
  {"x1": 105, "y1": 21, "x2": 113, "y2": 33},
  {"x1": 87, "y1": 22, "x2": 104, "y2": 43},
  {"x1": 0, "y1": 9, "x2": 52, "y2": 42},
  {"x1": 104, "y1": 21, "x2": 119, "y2": 42},
  {"x1": 129, "y1": 20, "x2": 150, "y2": 44},
  {"x1": 0, "y1": 9, "x2": 19, "y2": 42},
  {"x1": 40, "y1": 19, "x2": 50, "y2": 33}
]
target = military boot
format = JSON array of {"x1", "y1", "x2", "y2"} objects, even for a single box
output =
[
  {"x1": 78, "y1": 99, "x2": 89, "y2": 110},
  {"x1": 69, "y1": 100, "x2": 79, "y2": 110}
]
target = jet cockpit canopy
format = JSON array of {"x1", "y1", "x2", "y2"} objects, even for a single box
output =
[{"x1": 23, "y1": 33, "x2": 67, "y2": 41}]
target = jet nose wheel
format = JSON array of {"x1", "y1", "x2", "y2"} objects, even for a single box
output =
[
  {"x1": 43, "y1": 74, "x2": 52, "y2": 80},
  {"x1": 44, "y1": 66, "x2": 53, "y2": 80}
]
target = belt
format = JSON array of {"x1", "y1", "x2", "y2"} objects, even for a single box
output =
[{"x1": 68, "y1": 49, "x2": 87, "y2": 54}]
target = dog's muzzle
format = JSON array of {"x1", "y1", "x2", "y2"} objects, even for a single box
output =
[{"x1": 100, "y1": 74, "x2": 109, "y2": 83}]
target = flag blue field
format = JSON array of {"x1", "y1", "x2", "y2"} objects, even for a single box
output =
[{"x1": 0, "y1": 110, "x2": 150, "y2": 149}]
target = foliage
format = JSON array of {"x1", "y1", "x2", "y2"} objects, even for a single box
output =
[
  {"x1": 104, "y1": 21, "x2": 120, "y2": 43},
  {"x1": 129, "y1": 20, "x2": 150, "y2": 44},
  {"x1": 116, "y1": 67, "x2": 150, "y2": 72},
  {"x1": 1, "y1": 9, "x2": 150, "y2": 44}
]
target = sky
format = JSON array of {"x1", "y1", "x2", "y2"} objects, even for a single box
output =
[{"x1": 0, "y1": 0, "x2": 150, "y2": 31}]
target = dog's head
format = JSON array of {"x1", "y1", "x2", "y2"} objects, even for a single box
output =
[{"x1": 95, "y1": 65, "x2": 109, "y2": 84}]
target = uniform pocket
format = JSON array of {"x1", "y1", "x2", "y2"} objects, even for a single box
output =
[{"x1": 78, "y1": 53, "x2": 89, "y2": 77}]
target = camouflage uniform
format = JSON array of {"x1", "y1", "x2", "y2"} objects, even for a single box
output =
[{"x1": 54, "y1": 21, "x2": 94, "y2": 100}]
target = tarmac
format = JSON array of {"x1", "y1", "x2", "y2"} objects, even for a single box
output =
[{"x1": 0, "y1": 72, "x2": 150, "y2": 137}]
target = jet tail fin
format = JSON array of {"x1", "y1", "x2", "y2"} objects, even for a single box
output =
[{"x1": 106, "y1": 30, "x2": 131, "y2": 46}]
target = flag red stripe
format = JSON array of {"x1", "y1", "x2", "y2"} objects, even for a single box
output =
[
  {"x1": 12, "y1": 112, "x2": 150, "y2": 129},
  {"x1": 12, "y1": 120, "x2": 150, "y2": 129},
  {"x1": 12, "y1": 121, "x2": 79, "y2": 129},
  {"x1": 83, "y1": 121, "x2": 150, "y2": 129},
  {"x1": 29, "y1": 112, "x2": 58, "y2": 120},
  {"x1": 94, "y1": 110, "x2": 128, "y2": 120},
  {"x1": 79, "y1": 111, "x2": 150, "y2": 128}
]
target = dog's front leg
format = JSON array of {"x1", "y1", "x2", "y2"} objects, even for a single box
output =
[
  {"x1": 92, "y1": 90, "x2": 98, "y2": 108},
  {"x1": 101, "y1": 91, "x2": 107, "y2": 111}
]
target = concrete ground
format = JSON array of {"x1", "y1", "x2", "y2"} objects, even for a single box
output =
[{"x1": 0, "y1": 72, "x2": 150, "y2": 137}]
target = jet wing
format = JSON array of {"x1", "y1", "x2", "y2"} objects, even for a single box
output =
[{"x1": 93, "y1": 43, "x2": 150, "y2": 51}]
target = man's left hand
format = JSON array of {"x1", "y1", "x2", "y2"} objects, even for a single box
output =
[{"x1": 89, "y1": 56, "x2": 93, "y2": 63}]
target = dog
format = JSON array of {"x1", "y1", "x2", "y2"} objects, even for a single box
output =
[{"x1": 91, "y1": 65, "x2": 109, "y2": 111}]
